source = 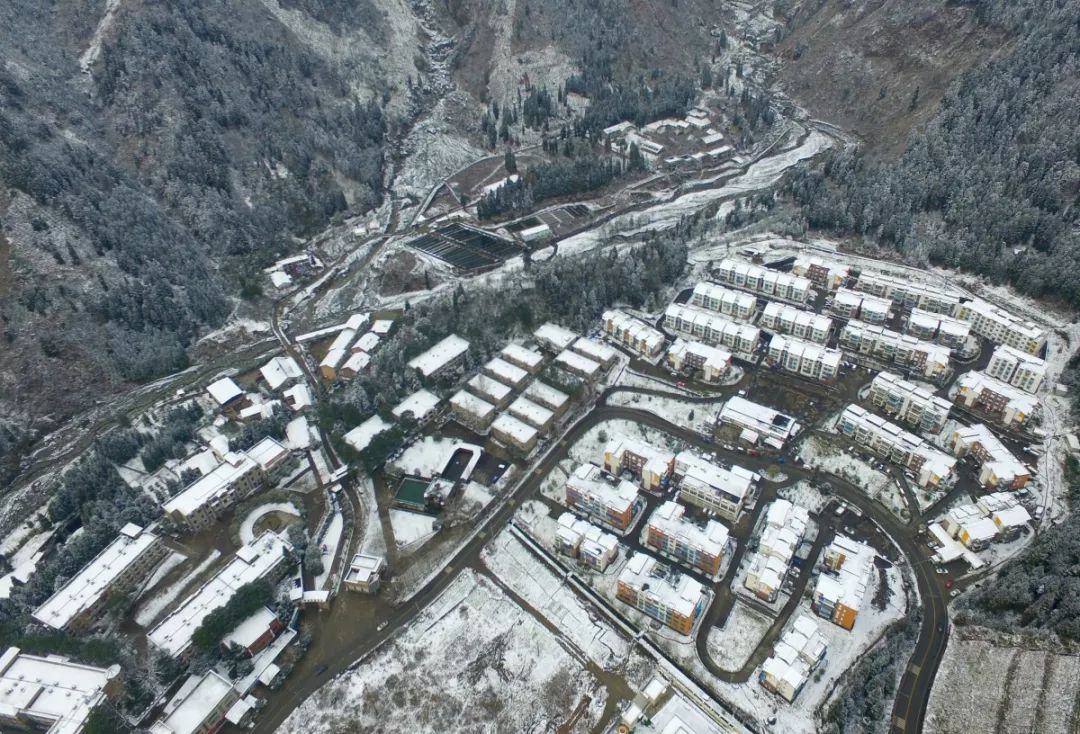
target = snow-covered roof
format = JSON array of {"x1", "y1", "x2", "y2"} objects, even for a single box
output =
[
  {"x1": 283, "y1": 383, "x2": 312, "y2": 411},
  {"x1": 675, "y1": 451, "x2": 755, "y2": 503},
  {"x1": 467, "y1": 374, "x2": 512, "y2": 403},
  {"x1": 223, "y1": 607, "x2": 279, "y2": 650},
  {"x1": 450, "y1": 390, "x2": 496, "y2": 419},
  {"x1": 566, "y1": 464, "x2": 639, "y2": 514},
  {"x1": 259, "y1": 356, "x2": 303, "y2": 391},
  {"x1": 353, "y1": 332, "x2": 380, "y2": 353},
  {"x1": 524, "y1": 380, "x2": 570, "y2": 411},
  {"x1": 647, "y1": 501, "x2": 728, "y2": 559},
  {"x1": 0, "y1": 648, "x2": 119, "y2": 734},
  {"x1": 150, "y1": 671, "x2": 234, "y2": 734},
  {"x1": 343, "y1": 414, "x2": 393, "y2": 453},
  {"x1": 555, "y1": 349, "x2": 601, "y2": 377},
  {"x1": 370, "y1": 319, "x2": 394, "y2": 335},
  {"x1": 407, "y1": 335, "x2": 470, "y2": 377},
  {"x1": 816, "y1": 534, "x2": 875, "y2": 614},
  {"x1": 571, "y1": 337, "x2": 618, "y2": 365},
  {"x1": 32, "y1": 524, "x2": 160, "y2": 630},
  {"x1": 285, "y1": 417, "x2": 311, "y2": 450},
  {"x1": 484, "y1": 357, "x2": 529, "y2": 387},
  {"x1": 164, "y1": 452, "x2": 260, "y2": 518},
  {"x1": 500, "y1": 343, "x2": 544, "y2": 371},
  {"x1": 952, "y1": 423, "x2": 1029, "y2": 485},
  {"x1": 391, "y1": 389, "x2": 441, "y2": 423},
  {"x1": 341, "y1": 351, "x2": 371, "y2": 375},
  {"x1": 148, "y1": 532, "x2": 291, "y2": 658},
  {"x1": 840, "y1": 405, "x2": 957, "y2": 481},
  {"x1": 206, "y1": 377, "x2": 243, "y2": 406},
  {"x1": 491, "y1": 413, "x2": 538, "y2": 445},
  {"x1": 618, "y1": 553, "x2": 705, "y2": 619},
  {"x1": 534, "y1": 322, "x2": 578, "y2": 350},
  {"x1": 245, "y1": 437, "x2": 289, "y2": 471},
  {"x1": 346, "y1": 553, "x2": 385, "y2": 584},
  {"x1": 719, "y1": 396, "x2": 800, "y2": 442},
  {"x1": 508, "y1": 396, "x2": 554, "y2": 429}
]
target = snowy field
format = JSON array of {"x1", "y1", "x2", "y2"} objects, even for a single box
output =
[
  {"x1": 779, "y1": 480, "x2": 831, "y2": 515},
  {"x1": 605, "y1": 390, "x2": 719, "y2": 434},
  {"x1": 482, "y1": 527, "x2": 631, "y2": 670},
  {"x1": 278, "y1": 569, "x2": 608, "y2": 734},
  {"x1": 355, "y1": 474, "x2": 387, "y2": 557},
  {"x1": 798, "y1": 434, "x2": 910, "y2": 522},
  {"x1": 705, "y1": 600, "x2": 772, "y2": 672},
  {"x1": 926, "y1": 628, "x2": 1080, "y2": 734},
  {"x1": 389, "y1": 509, "x2": 437, "y2": 552}
]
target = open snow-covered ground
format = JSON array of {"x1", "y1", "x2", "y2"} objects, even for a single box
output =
[
  {"x1": 390, "y1": 436, "x2": 456, "y2": 478},
  {"x1": 705, "y1": 600, "x2": 772, "y2": 672},
  {"x1": 278, "y1": 569, "x2": 608, "y2": 734},
  {"x1": 389, "y1": 509, "x2": 438, "y2": 552},
  {"x1": 482, "y1": 527, "x2": 631, "y2": 671},
  {"x1": 134, "y1": 550, "x2": 221, "y2": 627},
  {"x1": 238, "y1": 502, "x2": 300, "y2": 545},
  {"x1": 925, "y1": 628, "x2": 1080, "y2": 734},
  {"x1": 605, "y1": 391, "x2": 719, "y2": 434},
  {"x1": 798, "y1": 434, "x2": 910, "y2": 522}
]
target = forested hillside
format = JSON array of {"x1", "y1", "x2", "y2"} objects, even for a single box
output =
[{"x1": 784, "y1": 0, "x2": 1080, "y2": 306}]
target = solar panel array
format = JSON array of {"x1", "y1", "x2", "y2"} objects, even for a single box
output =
[{"x1": 408, "y1": 224, "x2": 522, "y2": 271}]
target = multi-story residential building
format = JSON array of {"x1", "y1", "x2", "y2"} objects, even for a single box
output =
[
  {"x1": 554, "y1": 512, "x2": 619, "y2": 571},
  {"x1": 976, "y1": 492, "x2": 1033, "y2": 539},
  {"x1": 713, "y1": 258, "x2": 811, "y2": 304},
  {"x1": 839, "y1": 320, "x2": 952, "y2": 380},
  {"x1": 33, "y1": 524, "x2": 167, "y2": 634},
  {"x1": 942, "y1": 504, "x2": 999, "y2": 551},
  {"x1": 953, "y1": 298, "x2": 1047, "y2": 355},
  {"x1": 644, "y1": 501, "x2": 729, "y2": 575},
  {"x1": 483, "y1": 356, "x2": 530, "y2": 390},
  {"x1": 499, "y1": 343, "x2": 545, "y2": 373},
  {"x1": 149, "y1": 532, "x2": 292, "y2": 658},
  {"x1": 758, "y1": 302, "x2": 833, "y2": 344},
  {"x1": 602, "y1": 310, "x2": 666, "y2": 358},
  {"x1": 829, "y1": 288, "x2": 891, "y2": 324},
  {"x1": 406, "y1": 333, "x2": 470, "y2": 379},
  {"x1": 718, "y1": 396, "x2": 801, "y2": 449},
  {"x1": 150, "y1": 671, "x2": 240, "y2": 734},
  {"x1": 665, "y1": 303, "x2": 761, "y2": 355},
  {"x1": 853, "y1": 272, "x2": 962, "y2": 313},
  {"x1": 508, "y1": 396, "x2": 555, "y2": 432},
  {"x1": 665, "y1": 339, "x2": 732, "y2": 383},
  {"x1": 954, "y1": 371, "x2": 1039, "y2": 428},
  {"x1": 673, "y1": 451, "x2": 756, "y2": 523},
  {"x1": 951, "y1": 423, "x2": 1031, "y2": 489},
  {"x1": 813, "y1": 535, "x2": 875, "y2": 630},
  {"x1": 449, "y1": 390, "x2": 497, "y2": 432},
  {"x1": 868, "y1": 371, "x2": 953, "y2": 434},
  {"x1": 603, "y1": 436, "x2": 675, "y2": 491},
  {"x1": 163, "y1": 437, "x2": 290, "y2": 531},
  {"x1": 744, "y1": 499, "x2": 809, "y2": 601},
  {"x1": 318, "y1": 313, "x2": 368, "y2": 380},
  {"x1": 986, "y1": 345, "x2": 1047, "y2": 394},
  {"x1": 565, "y1": 463, "x2": 641, "y2": 531},
  {"x1": 759, "y1": 614, "x2": 828, "y2": 702},
  {"x1": 690, "y1": 282, "x2": 757, "y2": 321},
  {"x1": 905, "y1": 308, "x2": 973, "y2": 353},
  {"x1": 533, "y1": 322, "x2": 578, "y2": 352},
  {"x1": 616, "y1": 552, "x2": 708, "y2": 635},
  {"x1": 467, "y1": 374, "x2": 513, "y2": 408},
  {"x1": 792, "y1": 256, "x2": 846, "y2": 291},
  {"x1": 491, "y1": 413, "x2": 539, "y2": 455},
  {"x1": 570, "y1": 337, "x2": 619, "y2": 370},
  {"x1": 836, "y1": 405, "x2": 957, "y2": 488},
  {"x1": 765, "y1": 334, "x2": 842, "y2": 382},
  {"x1": 523, "y1": 380, "x2": 570, "y2": 416},
  {"x1": 0, "y1": 647, "x2": 122, "y2": 734},
  {"x1": 555, "y1": 349, "x2": 603, "y2": 380}
]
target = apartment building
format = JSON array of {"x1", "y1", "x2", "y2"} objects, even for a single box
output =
[
  {"x1": 690, "y1": 282, "x2": 757, "y2": 321},
  {"x1": 491, "y1": 413, "x2": 539, "y2": 455},
  {"x1": 839, "y1": 320, "x2": 952, "y2": 380},
  {"x1": 318, "y1": 313, "x2": 367, "y2": 380},
  {"x1": 570, "y1": 337, "x2": 619, "y2": 370},
  {"x1": 555, "y1": 349, "x2": 603, "y2": 380},
  {"x1": 836, "y1": 405, "x2": 957, "y2": 488},
  {"x1": 602, "y1": 310, "x2": 666, "y2": 358},
  {"x1": 406, "y1": 334, "x2": 470, "y2": 380},
  {"x1": 150, "y1": 671, "x2": 239, "y2": 734},
  {"x1": 813, "y1": 535, "x2": 875, "y2": 630},
  {"x1": 792, "y1": 256, "x2": 846, "y2": 290},
  {"x1": 954, "y1": 371, "x2": 1039, "y2": 428},
  {"x1": 149, "y1": 532, "x2": 292, "y2": 658},
  {"x1": 449, "y1": 390, "x2": 497, "y2": 432},
  {"x1": 759, "y1": 614, "x2": 828, "y2": 702},
  {"x1": 986, "y1": 345, "x2": 1047, "y2": 394},
  {"x1": 33, "y1": 523, "x2": 167, "y2": 634},
  {"x1": 758, "y1": 302, "x2": 832, "y2": 344},
  {"x1": 829, "y1": 288, "x2": 891, "y2": 324},
  {"x1": 976, "y1": 492, "x2": 1033, "y2": 539},
  {"x1": 853, "y1": 272, "x2": 962, "y2": 313},
  {"x1": 533, "y1": 322, "x2": 578, "y2": 352},
  {"x1": 718, "y1": 396, "x2": 801, "y2": 449},
  {"x1": 665, "y1": 303, "x2": 761, "y2": 355},
  {"x1": 499, "y1": 343, "x2": 545, "y2": 373},
  {"x1": 554, "y1": 512, "x2": 619, "y2": 571},
  {"x1": 466, "y1": 374, "x2": 513, "y2": 408},
  {"x1": 0, "y1": 648, "x2": 121, "y2": 734},
  {"x1": 765, "y1": 334, "x2": 842, "y2": 382},
  {"x1": 744, "y1": 499, "x2": 810, "y2": 601},
  {"x1": 868, "y1": 371, "x2": 953, "y2": 434},
  {"x1": 665, "y1": 339, "x2": 733, "y2": 383},
  {"x1": 951, "y1": 424, "x2": 1031, "y2": 489},
  {"x1": 672, "y1": 451, "x2": 756, "y2": 523},
  {"x1": 523, "y1": 380, "x2": 570, "y2": 416},
  {"x1": 645, "y1": 501, "x2": 729, "y2": 576},
  {"x1": 942, "y1": 504, "x2": 999, "y2": 551},
  {"x1": 953, "y1": 299, "x2": 1047, "y2": 355},
  {"x1": 483, "y1": 356, "x2": 530, "y2": 390},
  {"x1": 616, "y1": 552, "x2": 708, "y2": 635},
  {"x1": 713, "y1": 258, "x2": 811, "y2": 303},
  {"x1": 905, "y1": 308, "x2": 973, "y2": 352},
  {"x1": 565, "y1": 463, "x2": 641, "y2": 531},
  {"x1": 508, "y1": 396, "x2": 555, "y2": 432},
  {"x1": 603, "y1": 436, "x2": 675, "y2": 491}
]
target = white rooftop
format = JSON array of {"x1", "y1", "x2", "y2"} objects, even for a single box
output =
[
  {"x1": 0, "y1": 648, "x2": 119, "y2": 734},
  {"x1": 719, "y1": 396, "x2": 800, "y2": 442},
  {"x1": 484, "y1": 357, "x2": 529, "y2": 386},
  {"x1": 491, "y1": 413, "x2": 539, "y2": 445},
  {"x1": 647, "y1": 501, "x2": 729, "y2": 558},
  {"x1": 33, "y1": 524, "x2": 160, "y2": 630},
  {"x1": 353, "y1": 332, "x2": 380, "y2": 353},
  {"x1": 508, "y1": 396, "x2": 555, "y2": 429},
  {"x1": 524, "y1": 380, "x2": 570, "y2": 411},
  {"x1": 259, "y1": 356, "x2": 303, "y2": 390},
  {"x1": 370, "y1": 319, "x2": 394, "y2": 335},
  {"x1": 467, "y1": 374, "x2": 513, "y2": 402},
  {"x1": 407, "y1": 334, "x2": 470, "y2": 377},
  {"x1": 555, "y1": 349, "x2": 601, "y2": 376},
  {"x1": 501, "y1": 343, "x2": 545, "y2": 370},
  {"x1": 163, "y1": 452, "x2": 260, "y2": 517},
  {"x1": 206, "y1": 377, "x2": 243, "y2": 406},
  {"x1": 618, "y1": 552, "x2": 706, "y2": 619},
  {"x1": 534, "y1": 322, "x2": 578, "y2": 350},
  {"x1": 223, "y1": 607, "x2": 279, "y2": 650},
  {"x1": 344, "y1": 414, "x2": 393, "y2": 452},
  {"x1": 150, "y1": 671, "x2": 235, "y2": 734},
  {"x1": 391, "y1": 389, "x2": 441, "y2": 423},
  {"x1": 572, "y1": 337, "x2": 618, "y2": 364},
  {"x1": 450, "y1": 390, "x2": 497, "y2": 419}
]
